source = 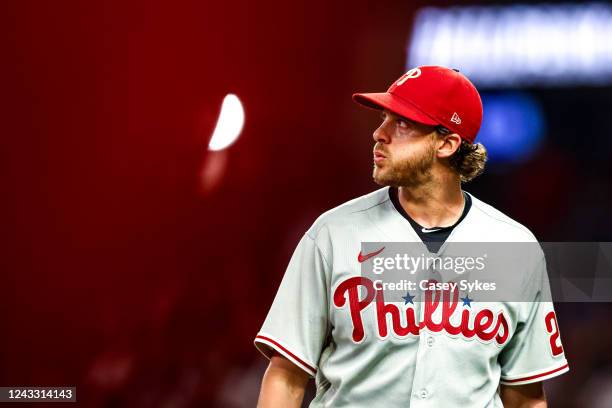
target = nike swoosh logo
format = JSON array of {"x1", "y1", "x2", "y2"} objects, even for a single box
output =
[
  {"x1": 357, "y1": 246, "x2": 385, "y2": 263},
  {"x1": 421, "y1": 227, "x2": 443, "y2": 233}
]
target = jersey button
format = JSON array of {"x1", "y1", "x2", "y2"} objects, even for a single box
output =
[
  {"x1": 419, "y1": 388, "x2": 429, "y2": 399},
  {"x1": 427, "y1": 336, "x2": 435, "y2": 347}
]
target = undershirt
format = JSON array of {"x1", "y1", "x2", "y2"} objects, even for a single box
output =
[{"x1": 389, "y1": 187, "x2": 472, "y2": 253}]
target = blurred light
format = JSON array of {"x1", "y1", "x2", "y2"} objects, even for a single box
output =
[
  {"x1": 208, "y1": 94, "x2": 245, "y2": 151},
  {"x1": 477, "y1": 93, "x2": 545, "y2": 163},
  {"x1": 200, "y1": 150, "x2": 228, "y2": 194},
  {"x1": 408, "y1": 3, "x2": 612, "y2": 87}
]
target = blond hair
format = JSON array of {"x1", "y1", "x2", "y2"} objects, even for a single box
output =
[{"x1": 448, "y1": 140, "x2": 488, "y2": 183}]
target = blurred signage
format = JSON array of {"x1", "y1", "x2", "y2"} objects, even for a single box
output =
[{"x1": 408, "y1": 3, "x2": 612, "y2": 87}]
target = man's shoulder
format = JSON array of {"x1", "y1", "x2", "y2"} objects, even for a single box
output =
[
  {"x1": 466, "y1": 192, "x2": 539, "y2": 242},
  {"x1": 306, "y1": 187, "x2": 390, "y2": 240}
]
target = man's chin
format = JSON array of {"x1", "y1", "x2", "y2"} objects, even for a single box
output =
[
  {"x1": 373, "y1": 168, "x2": 418, "y2": 188},
  {"x1": 372, "y1": 170, "x2": 396, "y2": 187},
  {"x1": 373, "y1": 177, "x2": 387, "y2": 186}
]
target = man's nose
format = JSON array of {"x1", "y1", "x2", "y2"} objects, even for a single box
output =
[{"x1": 373, "y1": 120, "x2": 390, "y2": 144}]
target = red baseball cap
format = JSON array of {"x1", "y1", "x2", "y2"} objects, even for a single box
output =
[{"x1": 352, "y1": 66, "x2": 483, "y2": 143}]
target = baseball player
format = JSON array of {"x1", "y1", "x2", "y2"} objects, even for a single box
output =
[{"x1": 254, "y1": 66, "x2": 568, "y2": 407}]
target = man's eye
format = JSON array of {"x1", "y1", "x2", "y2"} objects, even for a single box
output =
[{"x1": 397, "y1": 119, "x2": 409, "y2": 128}]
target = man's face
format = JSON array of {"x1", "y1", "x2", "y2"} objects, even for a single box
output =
[{"x1": 372, "y1": 110, "x2": 438, "y2": 187}]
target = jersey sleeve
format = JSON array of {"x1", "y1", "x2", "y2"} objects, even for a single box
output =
[
  {"x1": 254, "y1": 232, "x2": 330, "y2": 377},
  {"x1": 498, "y1": 256, "x2": 569, "y2": 385}
]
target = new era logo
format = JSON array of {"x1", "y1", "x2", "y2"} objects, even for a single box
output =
[{"x1": 451, "y1": 112, "x2": 462, "y2": 124}]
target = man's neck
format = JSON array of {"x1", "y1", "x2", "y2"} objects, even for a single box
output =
[{"x1": 397, "y1": 174, "x2": 465, "y2": 229}]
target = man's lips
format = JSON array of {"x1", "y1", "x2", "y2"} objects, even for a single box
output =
[{"x1": 374, "y1": 151, "x2": 387, "y2": 163}]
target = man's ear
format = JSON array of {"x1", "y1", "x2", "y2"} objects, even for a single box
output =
[{"x1": 436, "y1": 133, "x2": 462, "y2": 159}]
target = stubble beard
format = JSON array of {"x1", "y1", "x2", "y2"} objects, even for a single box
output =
[{"x1": 373, "y1": 145, "x2": 435, "y2": 188}]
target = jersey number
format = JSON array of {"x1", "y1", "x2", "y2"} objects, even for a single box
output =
[{"x1": 544, "y1": 311, "x2": 564, "y2": 357}]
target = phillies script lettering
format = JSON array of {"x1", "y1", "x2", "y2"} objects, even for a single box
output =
[{"x1": 333, "y1": 277, "x2": 509, "y2": 345}]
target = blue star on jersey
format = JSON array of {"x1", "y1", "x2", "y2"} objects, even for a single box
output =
[
  {"x1": 460, "y1": 294, "x2": 473, "y2": 307},
  {"x1": 402, "y1": 292, "x2": 415, "y2": 305}
]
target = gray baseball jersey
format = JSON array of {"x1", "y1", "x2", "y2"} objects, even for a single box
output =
[{"x1": 255, "y1": 187, "x2": 568, "y2": 407}]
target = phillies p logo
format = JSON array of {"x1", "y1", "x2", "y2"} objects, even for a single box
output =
[{"x1": 396, "y1": 68, "x2": 422, "y2": 86}]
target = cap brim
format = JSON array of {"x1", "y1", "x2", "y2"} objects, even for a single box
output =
[{"x1": 352, "y1": 92, "x2": 439, "y2": 127}]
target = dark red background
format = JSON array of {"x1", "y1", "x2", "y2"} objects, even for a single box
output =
[{"x1": 2, "y1": 0, "x2": 611, "y2": 406}]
